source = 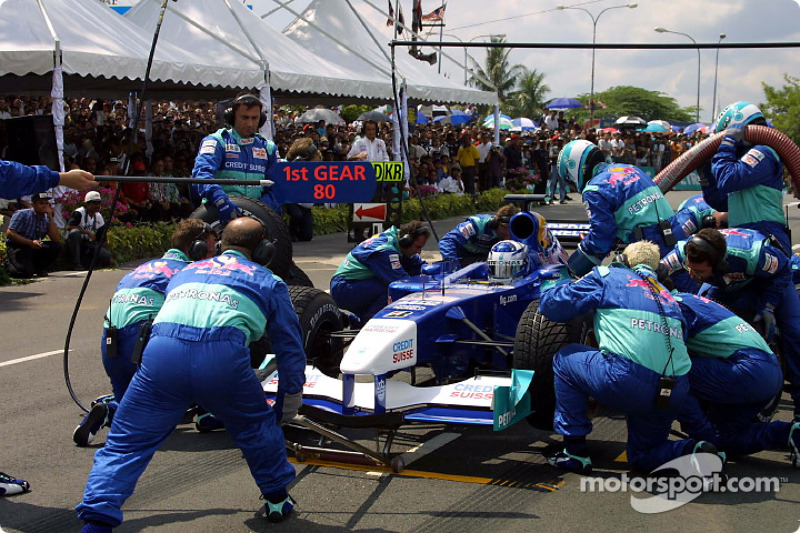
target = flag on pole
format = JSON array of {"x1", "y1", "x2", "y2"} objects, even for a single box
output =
[
  {"x1": 421, "y1": 5, "x2": 446, "y2": 22},
  {"x1": 398, "y1": 3, "x2": 405, "y2": 34},
  {"x1": 387, "y1": 1, "x2": 394, "y2": 26},
  {"x1": 412, "y1": 0, "x2": 423, "y2": 34}
]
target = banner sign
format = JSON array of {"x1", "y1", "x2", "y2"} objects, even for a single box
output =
[{"x1": 270, "y1": 161, "x2": 404, "y2": 203}]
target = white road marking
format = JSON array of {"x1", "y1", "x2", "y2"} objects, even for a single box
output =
[{"x1": 0, "y1": 350, "x2": 66, "y2": 368}]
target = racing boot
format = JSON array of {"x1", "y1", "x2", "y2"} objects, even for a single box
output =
[
  {"x1": 81, "y1": 521, "x2": 114, "y2": 533},
  {"x1": 690, "y1": 440, "x2": 727, "y2": 491},
  {"x1": 262, "y1": 490, "x2": 295, "y2": 523},
  {"x1": 0, "y1": 471, "x2": 30, "y2": 496},
  {"x1": 756, "y1": 392, "x2": 782, "y2": 423},
  {"x1": 547, "y1": 449, "x2": 592, "y2": 474},
  {"x1": 195, "y1": 411, "x2": 225, "y2": 433},
  {"x1": 789, "y1": 422, "x2": 800, "y2": 468},
  {"x1": 73, "y1": 401, "x2": 111, "y2": 447}
]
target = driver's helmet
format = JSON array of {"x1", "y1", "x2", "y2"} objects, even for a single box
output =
[
  {"x1": 557, "y1": 140, "x2": 604, "y2": 192},
  {"x1": 487, "y1": 240, "x2": 529, "y2": 282},
  {"x1": 713, "y1": 101, "x2": 766, "y2": 133}
]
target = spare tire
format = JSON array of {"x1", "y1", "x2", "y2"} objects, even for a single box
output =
[
  {"x1": 190, "y1": 195, "x2": 292, "y2": 281},
  {"x1": 285, "y1": 261, "x2": 314, "y2": 287},
  {"x1": 289, "y1": 286, "x2": 344, "y2": 377},
  {"x1": 513, "y1": 300, "x2": 570, "y2": 431}
]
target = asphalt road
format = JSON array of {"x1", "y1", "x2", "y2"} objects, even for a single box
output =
[{"x1": 1, "y1": 191, "x2": 799, "y2": 532}]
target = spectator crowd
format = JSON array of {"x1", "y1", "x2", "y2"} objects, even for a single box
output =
[{"x1": 0, "y1": 93, "x2": 716, "y2": 276}]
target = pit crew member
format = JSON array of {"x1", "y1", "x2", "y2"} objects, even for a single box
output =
[
  {"x1": 438, "y1": 204, "x2": 520, "y2": 267},
  {"x1": 331, "y1": 221, "x2": 429, "y2": 322},
  {"x1": 72, "y1": 219, "x2": 216, "y2": 447},
  {"x1": 190, "y1": 94, "x2": 279, "y2": 224},
  {"x1": 673, "y1": 292, "x2": 800, "y2": 464},
  {"x1": 674, "y1": 194, "x2": 727, "y2": 236},
  {"x1": 540, "y1": 241, "x2": 718, "y2": 473},
  {"x1": 660, "y1": 228, "x2": 800, "y2": 420},
  {"x1": 0, "y1": 159, "x2": 97, "y2": 199},
  {"x1": 705, "y1": 101, "x2": 790, "y2": 254},
  {"x1": 76, "y1": 217, "x2": 306, "y2": 530},
  {"x1": 556, "y1": 140, "x2": 684, "y2": 277}
]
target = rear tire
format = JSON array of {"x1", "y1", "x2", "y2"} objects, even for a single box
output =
[
  {"x1": 189, "y1": 195, "x2": 292, "y2": 281},
  {"x1": 289, "y1": 286, "x2": 344, "y2": 377},
  {"x1": 513, "y1": 300, "x2": 570, "y2": 431}
]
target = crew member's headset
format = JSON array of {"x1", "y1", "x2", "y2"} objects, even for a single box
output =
[
  {"x1": 188, "y1": 222, "x2": 215, "y2": 261},
  {"x1": 214, "y1": 217, "x2": 276, "y2": 267},
  {"x1": 687, "y1": 234, "x2": 728, "y2": 276},
  {"x1": 611, "y1": 252, "x2": 671, "y2": 284},
  {"x1": 701, "y1": 214, "x2": 728, "y2": 230},
  {"x1": 487, "y1": 215, "x2": 511, "y2": 230},
  {"x1": 223, "y1": 94, "x2": 267, "y2": 129},
  {"x1": 399, "y1": 225, "x2": 431, "y2": 248}
]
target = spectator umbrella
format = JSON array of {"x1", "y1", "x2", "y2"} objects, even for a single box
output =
[
  {"x1": 614, "y1": 116, "x2": 648, "y2": 129},
  {"x1": 357, "y1": 110, "x2": 391, "y2": 122},
  {"x1": 547, "y1": 97, "x2": 584, "y2": 110},
  {"x1": 512, "y1": 118, "x2": 539, "y2": 131},
  {"x1": 297, "y1": 108, "x2": 345, "y2": 125}
]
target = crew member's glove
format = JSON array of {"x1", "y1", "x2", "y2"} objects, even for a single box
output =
[
  {"x1": 213, "y1": 196, "x2": 241, "y2": 226},
  {"x1": 754, "y1": 303, "x2": 777, "y2": 342},
  {"x1": 720, "y1": 122, "x2": 745, "y2": 148},
  {"x1": 276, "y1": 391, "x2": 303, "y2": 424}
]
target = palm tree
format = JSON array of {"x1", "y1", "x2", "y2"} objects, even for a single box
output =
[
  {"x1": 468, "y1": 35, "x2": 524, "y2": 104},
  {"x1": 506, "y1": 67, "x2": 550, "y2": 118}
]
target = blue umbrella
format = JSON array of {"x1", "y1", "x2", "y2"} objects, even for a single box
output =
[
  {"x1": 449, "y1": 109, "x2": 472, "y2": 125},
  {"x1": 547, "y1": 97, "x2": 584, "y2": 110},
  {"x1": 416, "y1": 113, "x2": 429, "y2": 124}
]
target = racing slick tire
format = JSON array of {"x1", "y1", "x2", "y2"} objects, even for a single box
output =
[
  {"x1": 289, "y1": 286, "x2": 344, "y2": 377},
  {"x1": 189, "y1": 195, "x2": 293, "y2": 282},
  {"x1": 513, "y1": 300, "x2": 570, "y2": 432}
]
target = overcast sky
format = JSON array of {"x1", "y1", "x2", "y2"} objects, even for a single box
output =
[{"x1": 250, "y1": 0, "x2": 799, "y2": 122}]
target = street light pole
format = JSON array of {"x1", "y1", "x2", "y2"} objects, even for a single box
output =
[
  {"x1": 557, "y1": 3, "x2": 637, "y2": 126},
  {"x1": 711, "y1": 33, "x2": 727, "y2": 123},
  {"x1": 655, "y1": 27, "x2": 701, "y2": 123}
]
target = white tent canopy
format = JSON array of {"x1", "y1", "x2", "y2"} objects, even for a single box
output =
[
  {"x1": 281, "y1": 0, "x2": 496, "y2": 105},
  {"x1": 125, "y1": 0, "x2": 392, "y2": 101},
  {"x1": 0, "y1": 0, "x2": 263, "y2": 96}
]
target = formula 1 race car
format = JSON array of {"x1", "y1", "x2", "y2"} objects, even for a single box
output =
[{"x1": 262, "y1": 207, "x2": 589, "y2": 469}]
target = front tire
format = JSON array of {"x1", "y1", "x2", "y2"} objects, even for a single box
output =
[
  {"x1": 289, "y1": 286, "x2": 344, "y2": 377},
  {"x1": 513, "y1": 300, "x2": 571, "y2": 431}
]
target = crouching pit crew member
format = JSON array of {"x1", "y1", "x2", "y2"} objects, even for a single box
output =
[
  {"x1": 660, "y1": 227, "x2": 800, "y2": 421},
  {"x1": 673, "y1": 292, "x2": 800, "y2": 465},
  {"x1": 72, "y1": 219, "x2": 216, "y2": 447},
  {"x1": 330, "y1": 221, "x2": 429, "y2": 323},
  {"x1": 438, "y1": 204, "x2": 520, "y2": 268},
  {"x1": 539, "y1": 241, "x2": 723, "y2": 474},
  {"x1": 76, "y1": 217, "x2": 306, "y2": 531}
]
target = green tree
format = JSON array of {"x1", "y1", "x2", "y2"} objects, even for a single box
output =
[
  {"x1": 761, "y1": 74, "x2": 800, "y2": 146},
  {"x1": 574, "y1": 86, "x2": 694, "y2": 123},
  {"x1": 468, "y1": 35, "x2": 524, "y2": 104},
  {"x1": 340, "y1": 104, "x2": 373, "y2": 123},
  {"x1": 505, "y1": 67, "x2": 550, "y2": 119}
]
